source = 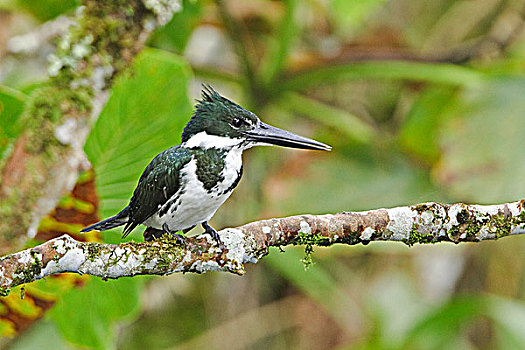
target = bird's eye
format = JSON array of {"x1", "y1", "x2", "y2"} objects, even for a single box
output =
[{"x1": 231, "y1": 117, "x2": 243, "y2": 128}]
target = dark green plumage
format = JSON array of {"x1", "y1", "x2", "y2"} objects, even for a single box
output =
[
  {"x1": 122, "y1": 146, "x2": 192, "y2": 237},
  {"x1": 182, "y1": 85, "x2": 258, "y2": 142},
  {"x1": 193, "y1": 148, "x2": 227, "y2": 191}
]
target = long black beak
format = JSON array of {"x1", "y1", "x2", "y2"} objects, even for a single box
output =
[{"x1": 243, "y1": 121, "x2": 331, "y2": 151}]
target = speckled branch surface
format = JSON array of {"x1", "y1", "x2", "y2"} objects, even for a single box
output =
[{"x1": 1, "y1": 200, "x2": 525, "y2": 295}]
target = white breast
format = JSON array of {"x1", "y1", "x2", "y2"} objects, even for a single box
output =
[{"x1": 144, "y1": 148, "x2": 243, "y2": 231}]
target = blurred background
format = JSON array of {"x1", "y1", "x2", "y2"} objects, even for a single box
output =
[{"x1": 2, "y1": 0, "x2": 525, "y2": 349}]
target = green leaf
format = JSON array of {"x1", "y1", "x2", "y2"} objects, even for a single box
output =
[
  {"x1": 400, "y1": 296, "x2": 487, "y2": 350},
  {"x1": 49, "y1": 277, "x2": 145, "y2": 350},
  {"x1": 0, "y1": 85, "x2": 27, "y2": 162},
  {"x1": 392, "y1": 295, "x2": 525, "y2": 350},
  {"x1": 279, "y1": 91, "x2": 378, "y2": 144},
  {"x1": 148, "y1": 0, "x2": 202, "y2": 53},
  {"x1": 16, "y1": 0, "x2": 79, "y2": 22},
  {"x1": 398, "y1": 86, "x2": 457, "y2": 164},
  {"x1": 84, "y1": 48, "x2": 193, "y2": 242},
  {"x1": 9, "y1": 320, "x2": 74, "y2": 350},
  {"x1": 422, "y1": 0, "x2": 499, "y2": 52},
  {"x1": 280, "y1": 61, "x2": 485, "y2": 92},
  {"x1": 435, "y1": 77, "x2": 525, "y2": 203},
  {"x1": 331, "y1": 0, "x2": 388, "y2": 36},
  {"x1": 487, "y1": 296, "x2": 525, "y2": 348}
]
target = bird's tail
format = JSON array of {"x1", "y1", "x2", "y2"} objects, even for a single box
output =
[{"x1": 81, "y1": 207, "x2": 130, "y2": 233}]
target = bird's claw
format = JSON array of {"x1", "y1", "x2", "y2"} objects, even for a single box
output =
[
  {"x1": 202, "y1": 222, "x2": 224, "y2": 249},
  {"x1": 162, "y1": 224, "x2": 187, "y2": 248},
  {"x1": 172, "y1": 234, "x2": 187, "y2": 248},
  {"x1": 144, "y1": 227, "x2": 164, "y2": 242},
  {"x1": 209, "y1": 230, "x2": 224, "y2": 247}
]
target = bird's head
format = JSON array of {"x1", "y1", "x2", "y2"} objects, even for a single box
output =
[{"x1": 181, "y1": 85, "x2": 331, "y2": 151}]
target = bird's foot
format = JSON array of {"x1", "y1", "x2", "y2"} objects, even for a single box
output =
[
  {"x1": 171, "y1": 234, "x2": 187, "y2": 248},
  {"x1": 162, "y1": 224, "x2": 187, "y2": 248},
  {"x1": 143, "y1": 227, "x2": 164, "y2": 242},
  {"x1": 202, "y1": 221, "x2": 224, "y2": 248}
]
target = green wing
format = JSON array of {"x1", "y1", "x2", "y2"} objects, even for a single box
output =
[{"x1": 123, "y1": 146, "x2": 192, "y2": 236}]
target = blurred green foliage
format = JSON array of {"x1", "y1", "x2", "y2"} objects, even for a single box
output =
[
  {"x1": 15, "y1": 0, "x2": 78, "y2": 21},
  {"x1": 438, "y1": 77, "x2": 525, "y2": 203},
  {"x1": 2, "y1": 0, "x2": 525, "y2": 349},
  {"x1": 49, "y1": 277, "x2": 145, "y2": 350},
  {"x1": 0, "y1": 86, "x2": 27, "y2": 162}
]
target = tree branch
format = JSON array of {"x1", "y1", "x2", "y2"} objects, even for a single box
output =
[{"x1": 1, "y1": 200, "x2": 525, "y2": 295}]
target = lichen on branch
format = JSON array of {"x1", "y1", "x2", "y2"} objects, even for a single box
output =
[{"x1": 1, "y1": 200, "x2": 524, "y2": 296}]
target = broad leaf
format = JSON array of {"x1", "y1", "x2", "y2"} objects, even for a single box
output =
[
  {"x1": 436, "y1": 77, "x2": 525, "y2": 203},
  {"x1": 399, "y1": 86, "x2": 457, "y2": 164},
  {"x1": 0, "y1": 85, "x2": 27, "y2": 162},
  {"x1": 84, "y1": 48, "x2": 193, "y2": 242},
  {"x1": 148, "y1": 0, "x2": 202, "y2": 53},
  {"x1": 49, "y1": 277, "x2": 144, "y2": 350},
  {"x1": 281, "y1": 61, "x2": 485, "y2": 92},
  {"x1": 279, "y1": 92, "x2": 377, "y2": 144},
  {"x1": 400, "y1": 296, "x2": 486, "y2": 349},
  {"x1": 16, "y1": 0, "x2": 79, "y2": 22}
]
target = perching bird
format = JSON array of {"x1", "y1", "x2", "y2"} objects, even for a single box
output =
[{"x1": 81, "y1": 85, "x2": 331, "y2": 245}]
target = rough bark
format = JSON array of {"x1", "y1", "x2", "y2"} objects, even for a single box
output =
[{"x1": 1, "y1": 200, "x2": 524, "y2": 296}]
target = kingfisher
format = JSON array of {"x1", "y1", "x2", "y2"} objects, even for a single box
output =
[{"x1": 81, "y1": 85, "x2": 331, "y2": 245}]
